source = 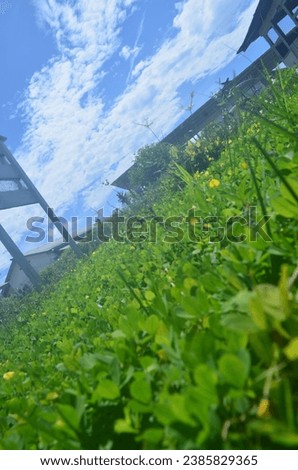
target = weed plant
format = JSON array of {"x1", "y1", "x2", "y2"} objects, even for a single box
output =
[{"x1": 0, "y1": 68, "x2": 297, "y2": 450}]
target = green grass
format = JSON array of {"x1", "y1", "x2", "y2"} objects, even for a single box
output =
[{"x1": 0, "y1": 68, "x2": 297, "y2": 450}]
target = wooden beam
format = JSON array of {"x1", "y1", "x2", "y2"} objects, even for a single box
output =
[
  {"x1": 0, "y1": 139, "x2": 82, "y2": 258},
  {"x1": 0, "y1": 224, "x2": 41, "y2": 290},
  {"x1": 0, "y1": 188, "x2": 37, "y2": 210},
  {"x1": 0, "y1": 162, "x2": 20, "y2": 179}
]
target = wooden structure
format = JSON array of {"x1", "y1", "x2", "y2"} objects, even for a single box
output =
[
  {"x1": 0, "y1": 135, "x2": 81, "y2": 293},
  {"x1": 238, "y1": 0, "x2": 298, "y2": 66}
]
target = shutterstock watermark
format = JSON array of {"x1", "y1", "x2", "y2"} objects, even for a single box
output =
[
  {"x1": 25, "y1": 207, "x2": 272, "y2": 244},
  {"x1": 0, "y1": 1, "x2": 12, "y2": 15}
]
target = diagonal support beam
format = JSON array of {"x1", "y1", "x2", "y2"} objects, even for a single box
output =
[
  {"x1": 0, "y1": 137, "x2": 82, "y2": 257},
  {"x1": 0, "y1": 224, "x2": 41, "y2": 290}
]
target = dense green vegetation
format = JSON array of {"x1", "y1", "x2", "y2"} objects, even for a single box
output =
[{"x1": 0, "y1": 69, "x2": 297, "y2": 450}]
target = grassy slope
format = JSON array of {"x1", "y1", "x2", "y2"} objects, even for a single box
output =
[{"x1": 0, "y1": 69, "x2": 298, "y2": 450}]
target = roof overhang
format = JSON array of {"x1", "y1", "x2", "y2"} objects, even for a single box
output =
[{"x1": 238, "y1": 0, "x2": 298, "y2": 53}]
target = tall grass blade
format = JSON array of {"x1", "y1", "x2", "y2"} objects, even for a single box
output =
[
  {"x1": 246, "y1": 156, "x2": 273, "y2": 240},
  {"x1": 252, "y1": 138, "x2": 298, "y2": 204}
]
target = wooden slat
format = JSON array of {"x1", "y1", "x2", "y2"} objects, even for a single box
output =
[
  {"x1": 0, "y1": 189, "x2": 38, "y2": 209},
  {"x1": 0, "y1": 162, "x2": 20, "y2": 179}
]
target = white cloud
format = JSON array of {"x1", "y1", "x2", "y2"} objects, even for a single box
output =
[
  {"x1": 120, "y1": 44, "x2": 140, "y2": 60},
  {"x1": 1, "y1": 0, "x2": 259, "y2": 277},
  {"x1": 174, "y1": 2, "x2": 183, "y2": 14},
  {"x1": 123, "y1": 10, "x2": 145, "y2": 83}
]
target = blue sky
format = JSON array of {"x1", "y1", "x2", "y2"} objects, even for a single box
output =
[{"x1": 0, "y1": 0, "x2": 269, "y2": 279}]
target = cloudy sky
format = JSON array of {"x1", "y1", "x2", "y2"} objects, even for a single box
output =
[{"x1": 0, "y1": 0, "x2": 269, "y2": 279}]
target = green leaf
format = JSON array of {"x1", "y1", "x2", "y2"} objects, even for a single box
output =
[
  {"x1": 218, "y1": 353, "x2": 248, "y2": 388},
  {"x1": 57, "y1": 404, "x2": 83, "y2": 431},
  {"x1": 111, "y1": 329, "x2": 126, "y2": 339},
  {"x1": 93, "y1": 379, "x2": 120, "y2": 401},
  {"x1": 249, "y1": 295, "x2": 268, "y2": 330},
  {"x1": 249, "y1": 284, "x2": 288, "y2": 329},
  {"x1": 114, "y1": 419, "x2": 137, "y2": 434},
  {"x1": 223, "y1": 290, "x2": 254, "y2": 314},
  {"x1": 130, "y1": 378, "x2": 152, "y2": 404},
  {"x1": 144, "y1": 291, "x2": 156, "y2": 302},
  {"x1": 154, "y1": 394, "x2": 195, "y2": 426},
  {"x1": 284, "y1": 337, "x2": 298, "y2": 361},
  {"x1": 155, "y1": 321, "x2": 170, "y2": 346},
  {"x1": 199, "y1": 273, "x2": 225, "y2": 291},
  {"x1": 272, "y1": 196, "x2": 298, "y2": 218},
  {"x1": 280, "y1": 177, "x2": 298, "y2": 203},
  {"x1": 141, "y1": 315, "x2": 159, "y2": 335},
  {"x1": 193, "y1": 365, "x2": 218, "y2": 404},
  {"x1": 256, "y1": 285, "x2": 286, "y2": 321},
  {"x1": 221, "y1": 313, "x2": 257, "y2": 333},
  {"x1": 137, "y1": 428, "x2": 164, "y2": 444},
  {"x1": 79, "y1": 353, "x2": 99, "y2": 370}
]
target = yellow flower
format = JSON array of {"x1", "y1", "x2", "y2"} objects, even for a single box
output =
[
  {"x1": 241, "y1": 162, "x2": 248, "y2": 170},
  {"x1": 194, "y1": 171, "x2": 200, "y2": 180},
  {"x1": 209, "y1": 178, "x2": 220, "y2": 189},
  {"x1": 257, "y1": 398, "x2": 270, "y2": 417},
  {"x1": 3, "y1": 371, "x2": 15, "y2": 381}
]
